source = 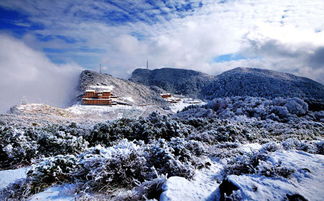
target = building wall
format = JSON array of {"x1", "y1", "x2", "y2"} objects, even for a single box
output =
[{"x1": 82, "y1": 91, "x2": 114, "y2": 105}]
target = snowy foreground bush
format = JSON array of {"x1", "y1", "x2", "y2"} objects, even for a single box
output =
[
  {"x1": 0, "y1": 97, "x2": 323, "y2": 200},
  {"x1": 178, "y1": 96, "x2": 323, "y2": 123},
  {"x1": 0, "y1": 138, "x2": 209, "y2": 200}
]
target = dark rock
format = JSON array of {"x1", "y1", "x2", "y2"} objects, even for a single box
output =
[{"x1": 219, "y1": 178, "x2": 240, "y2": 201}]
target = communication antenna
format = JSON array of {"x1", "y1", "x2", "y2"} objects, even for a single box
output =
[
  {"x1": 146, "y1": 60, "x2": 149, "y2": 69},
  {"x1": 99, "y1": 64, "x2": 102, "y2": 74}
]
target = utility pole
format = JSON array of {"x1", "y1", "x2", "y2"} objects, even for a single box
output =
[
  {"x1": 99, "y1": 64, "x2": 102, "y2": 74},
  {"x1": 146, "y1": 60, "x2": 149, "y2": 69}
]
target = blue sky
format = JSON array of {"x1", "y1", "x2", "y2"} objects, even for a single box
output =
[{"x1": 0, "y1": 0, "x2": 324, "y2": 81}]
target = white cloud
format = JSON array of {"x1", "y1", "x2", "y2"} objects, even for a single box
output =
[
  {"x1": 0, "y1": 0, "x2": 324, "y2": 83},
  {"x1": 0, "y1": 34, "x2": 82, "y2": 113}
]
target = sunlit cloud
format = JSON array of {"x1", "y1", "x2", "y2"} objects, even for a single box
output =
[{"x1": 0, "y1": 0, "x2": 323, "y2": 83}]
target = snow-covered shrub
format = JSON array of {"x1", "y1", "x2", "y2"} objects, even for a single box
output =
[
  {"x1": 316, "y1": 141, "x2": 324, "y2": 155},
  {"x1": 270, "y1": 106, "x2": 289, "y2": 120},
  {"x1": 0, "y1": 124, "x2": 89, "y2": 169},
  {"x1": 77, "y1": 149, "x2": 153, "y2": 190},
  {"x1": 284, "y1": 98, "x2": 308, "y2": 116},
  {"x1": 0, "y1": 126, "x2": 38, "y2": 169},
  {"x1": 260, "y1": 142, "x2": 281, "y2": 152},
  {"x1": 89, "y1": 113, "x2": 192, "y2": 145},
  {"x1": 189, "y1": 130, "x2": 218, "y2": 144},
  {"x1": 167, "y1": 137, "x2": 208, "y2": 169},
  {"x1": 181, "y1": 117, "x2": 211, "y2": 129},
  {"x1": 146, "y1": 139, "x2": 194, "y2": 179},
  {"x1": 178, "y1": 96, "x2": 313, "y2": 122},
  {"x1": 225, "y1": 152, "x2": 269, "y2": 175},
  {"x1": 257, "y1": 161, "x2": 295, "y2": 178},
  {"x1": 281, "y1": 138, "x2": 318, "y2": 153},
  {"x1": 0, "y1": 155, "x2": 78, "y2": 199},
  {"x1": 37, "y1": 130, "x2": 88, "y2": 156},
  {"x1": 27, "y1": 155, "x2": 78, "y2": 191},
  {"x1": 225, "y1": 147, "x2": 297, "y2": 179}
]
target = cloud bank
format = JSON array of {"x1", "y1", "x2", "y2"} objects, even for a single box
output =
[
  {"x1": 0, "y1": 34, "x2": 82, "y2": 113},
  {"x1": 0, "y1": 0, "x2": 324, "y2": 84}
]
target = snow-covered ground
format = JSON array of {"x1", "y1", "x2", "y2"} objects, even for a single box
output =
[
  {"x1": 161, "y1": 160, "x2": 222, "y2": 201},
  {"x1": 225, "y1": 150, "x2": 324, "y2": 201},
  {"x1": 28, "y1": 184, "x2": 77, "y2": 201},
  {"x1": 67, "y1": 104, "x2": 143, "y2": 116},
  {"x1": 160, "y1": 143, "x2": 324, "y2": 201},
  {"x1": 169, "y1": 98, "x2": 205, "y2": 113},
  {"x1": 0, "y1": 167, "x2": 29, "y2": 190}
]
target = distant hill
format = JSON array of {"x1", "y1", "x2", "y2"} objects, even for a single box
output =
[
  {"x1": 78, "y1": 70, "x2": 167, "y2": 106},
  {"x1": 129, "y1": 67, "x2": 324, "y2": 110},
  {"x1": 129, "y1": 68, "x2": 214, "y2": 98},
  {"x1": 201, "y1": 67, "x2": 324, "y2": 110}
]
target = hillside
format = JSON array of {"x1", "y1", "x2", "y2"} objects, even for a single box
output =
[
  {"x1": 130, "y1": 67, "x2": 324, "y2": 110},
  {"x1": 129, "y1": 68, "x2": 214, "y2": 98},
  {"x1": 202, "y1": 67, "x2": 324, "y2": 110},
  {"x1": 79, "y1": 70, "x2": 167, "y2": 106}
]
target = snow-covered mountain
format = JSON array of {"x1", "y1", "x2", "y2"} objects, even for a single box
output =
[
  {"x1": 129, "y1": 68, "x2": 214, "y2": 98},
  {"x1": 130, "y1": 67, "x2": 324, "y2": 110},
  {"x1": 202, "y1": 67, "x2": 324, "y2": 110},
  {"x1": 79, "y1": 70, "x2": 167, "y2": 106}
]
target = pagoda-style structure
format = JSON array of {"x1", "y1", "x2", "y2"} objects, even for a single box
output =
[{"x1": 82, "y1": 87, "x2": 116, "y2": 105}]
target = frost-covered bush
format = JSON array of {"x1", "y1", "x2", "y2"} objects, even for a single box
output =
[
  {"x1": 225, "y1": 152, "x2": 269, "y2": 175},
  {"x1": 89, "y1": 113, "x2": 192, "y2": 145},
  {"x1": 0, "y1": 124, "x2": 88, "y2": 169},
  {"x1": 0, "y1": 155, "x2": 78, "y2": 199},
  {"x1": 281, "y1": 138, "x2": 318, "y2": 153},
  {"x1": 257, "y1": 161, "x2": 295, "y2": 178},
  {"x1": 77, "y1": 149, "x2": 153, "y2": 190},
  {"x1": 177, "y1": 96, "x2": 312, "y2": 122},
  {"x1": 316, "y1": 141, "x2": 324, "y2": 155},
  {"x1": 146, "y1": 139, "x2": 194, "y2": 179},
  {"x1": 37, "y1": 130, "x2": 88, "y2": 156},
  {"x1": 0, "y1": 126, "x2": 38, "y2": 169},
  {"x1": 284, "y1": 98, "x2": 308, "y2": 116},
  {"x1": 27, "y1": 155, "x2": 78, "y2": 191},
  {"x1": 180, "y1": 117, "x2": 211, "y2": 129},
  {"x1": 260, "y1": 142, "x2": 281, "y2": 152}
]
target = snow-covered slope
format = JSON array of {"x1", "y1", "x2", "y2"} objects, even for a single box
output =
[
  {"x1": 202, "y1": 67, "x2": 324, "y2": 110},
  {"x1": 130, "y1": 68, "x2": 214, "y2": 98},
  {"x1": 129, "y1": 67, "x2": 324, "y2": 110},
  {"x1": 79, "y1": 70, "x2": 167, "y2": 106}
]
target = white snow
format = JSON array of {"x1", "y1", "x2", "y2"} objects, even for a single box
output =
[
  {"x1": 169, "y1": 98, "x2": 205, "y2": 113},
  {"x1": 160, "y1": 160, "x2": 223, "y2": 201},
  {"x1": 67, "y1": 104, "x2": 143, "y2": 116},
  {"x1": 28, "y1": 184, "x2": 77, "y2": 201},
  {"x1": 0, "y1": 167, "x2": 29, "y2": 189},
  {"x1": 239, "y1": 143, "x2": 262, "y2": 153},
  {"x1": 226, "y1": 150, "x2": 324, "y2": 201},
  {"x1": 121, "y1": 96, "x2": 135, "y2": 103},
  {"x1": 87, "y1": 85, "x2": 114, "y2": 92}
]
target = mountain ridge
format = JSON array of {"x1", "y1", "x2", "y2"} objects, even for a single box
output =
[{"x1": 129, "y1": 67, "x2": 324, "y2": 110}]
